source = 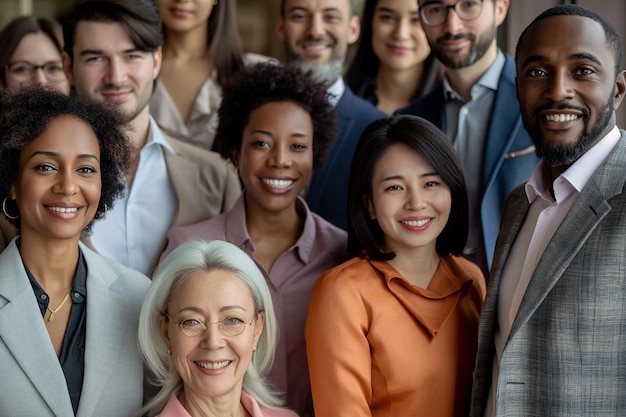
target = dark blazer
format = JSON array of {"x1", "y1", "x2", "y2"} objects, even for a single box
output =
[
  {"x1": 0, "y1": 239, "x2": 150, "y2": 416},
  {"x1": 471, "y1": 130, "x2": 626, "y2": 416},
  {"x1": 398, "y1": 54, "x2": 539, "y2": 268},
  {"x1": 306, "y1": 86, "x2": 385, "y2": 230}
]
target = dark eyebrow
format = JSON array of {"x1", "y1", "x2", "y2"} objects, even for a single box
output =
[
  {"x1": 29, "y1": 151, "x2": 99, "y2": 161},
  {"x1": 380, "y1": 172, "x2": 439, "y2": 182},
  {"x1": 522, "y1": 52, "x2": 603, "y2": 69},
  {"x1": 79, "y1": 47, "x2": 143, "y2": 57},
  {"x1": 251, "y1": 130, "x2": 310, "y2": 139},
  {"x1": 287, "y1": 5, "x2": 342, "y2": 14}
]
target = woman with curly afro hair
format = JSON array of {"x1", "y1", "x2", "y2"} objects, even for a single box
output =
[
  {"x1": 161, "y1": 62, "x2": 349, "y2": 417},
  {"x1": 0, "y1": 87, "x2": 150, "y2": 416}
]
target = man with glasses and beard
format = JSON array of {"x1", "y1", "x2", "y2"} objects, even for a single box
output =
[
  {"x1": 471, "y1": 5, "x2": 626, "y2": 416},
  {"x1": 398, "y1": 0, "x2": 539, "y2": 277},
  {"x1": 277, "y1": 0, "x2": 385, "y2": 231}
]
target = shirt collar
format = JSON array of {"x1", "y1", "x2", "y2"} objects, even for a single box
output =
[
  {"x1": 224, "y1": 194, "x2": 318, "y2": 264},
  {"x1": 525, "y1": 125, "x2": 621, "y2": 203},
  {"x1": 443, "y1": 49, "x2": 505, "y2": 102},
  {"x1": 326, "y1": 76, "x2": 345, "y2": 107},
  {"x1": 147, "y1": 116, "x2": 175, "y2": 153}
]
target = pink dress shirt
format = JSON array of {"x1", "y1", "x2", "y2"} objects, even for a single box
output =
[
  {"x1": 156, "y1": 391, "x2": 298, "y2": 417},
  {"x1": 163, "y1": 195, "x2": 349, "y2": 417}
]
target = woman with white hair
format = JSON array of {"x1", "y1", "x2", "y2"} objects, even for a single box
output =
[{"x1": 138, "y1": 240, "x2": 297, "y2": 417}]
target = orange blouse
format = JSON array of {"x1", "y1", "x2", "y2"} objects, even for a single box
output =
[{"x1": 305, "y1": 255, "x2": 486, "y2": 417}]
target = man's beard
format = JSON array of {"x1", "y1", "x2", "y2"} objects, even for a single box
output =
[
  {"x1": 284, "y1": 40, "x2": 345, "y2": 85},
  {"x1": 431, "y1": 26, "x2": 495, "y2": 69},
  {"x1": 526, "y1": 97, "x2": 614, "y2": 167},
  {"x1": 289, "y1": 57, "x2": 344, "y2": 85}
]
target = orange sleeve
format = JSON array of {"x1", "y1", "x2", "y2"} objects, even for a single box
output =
[{"x1": 305, "y1": 263, "x2": 374, "y2": 417}]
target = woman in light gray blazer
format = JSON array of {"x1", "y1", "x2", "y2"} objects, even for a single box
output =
[{"x1": 0, "y1": 87, "x2": 150, "y2": 417}]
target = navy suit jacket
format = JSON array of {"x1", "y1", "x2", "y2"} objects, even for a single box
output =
[
  {"x1": 307, "y1": 86, "x2": 385, "y2": 230},
  {"x1": 398, "y1": 54, "x2": 539, "y2": 268}
]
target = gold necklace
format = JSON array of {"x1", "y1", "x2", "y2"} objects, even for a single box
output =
[{"x1": 47, "y1": 290, "x2": 71, "y2": 322}]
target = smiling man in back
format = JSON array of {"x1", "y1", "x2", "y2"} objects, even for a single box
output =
[{"x1": 278, "y1": 0, "x2": 385, "y2": 230}]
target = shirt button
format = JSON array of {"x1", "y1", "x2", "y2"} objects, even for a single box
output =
[
  {"x1": 40, "y1": 294, "x2": 47, "y2": 300},
  {"x1": 130, "y1": 244, "x2": 136, "y2": 250}
]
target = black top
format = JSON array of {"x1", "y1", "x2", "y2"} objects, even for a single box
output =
[{"x1": 23, "y1": 244, "x2": 87, "y2": 416}]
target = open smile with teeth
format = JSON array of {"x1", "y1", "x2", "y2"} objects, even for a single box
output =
[
  {"x1": 545, "y1": 114, "x2": 579, "y2": 122},
  {"x1": 47, "y1": 207, "x2": 79, "y2": 213},
  {"x1": 196, "y1": 360, "x2": 232, "y2": 370},
  {"x1": 262, "y1": 178, "x2": 294, "y2": 189},
  {"x1": 401, "y1": 219, "x2": 430, "y2": 227}
]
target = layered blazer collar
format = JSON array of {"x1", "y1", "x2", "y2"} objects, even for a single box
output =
[
  {"x1": 0, "y1": 239, "x2": 132, "y2": 417},
  {"x1": 508, "y1": 130, "x2": 626, "y2": 339}
]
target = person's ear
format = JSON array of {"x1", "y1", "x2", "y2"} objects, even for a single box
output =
[
  {"x1": 277, "y1": 15, "x2": 286, "y2": 41},
  {"x1": 348, "y1": 15, "x2": 360, "y2": 45},
  {"x1": 613, "y1": 69, "x2": 626, "y2": 111},
  {"x1": 495, "y1": 0, "x2": 510, "y2": 27},
  {"x1": 253, "y1": 311, "x2": 265, "y2": 350},
  {"x1": 62, "y1": 51, "x2": 74, "y2": 86},
  {"x1": 159, "y1": 314, "x2": 172, "y2": 355},
  {"x1": 364, "y1": 196, "x2": 376, "y2": 220}
]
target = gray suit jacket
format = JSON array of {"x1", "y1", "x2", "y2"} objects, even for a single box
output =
[
  {"x1": 471, "y1": 129, "x2": 626, "y2": 416},
  {"x1": 0, "y1": 239, "x2": 150, "y2": 416}
]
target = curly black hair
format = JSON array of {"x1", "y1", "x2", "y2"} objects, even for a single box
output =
[
  {"x1": 0, "y1": 87, "x2": 132, "y2": 233},
  {"x1": 215, "y1": 62, "x2": 337, "y2": 169}
]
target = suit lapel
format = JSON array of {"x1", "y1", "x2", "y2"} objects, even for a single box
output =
[
  {"x1": 77, "y1": 246, "x2": 130, "y2": 417},
  {"x1": 484, "y1": 187, "x2": 530, "y2": 328},
  {"x1": 0, "y1": 241, "x2": 74, "y2": 416},
  {"x1": 482, "y1": 56, "x2": 522, "y2": 185},
  {"x1": 510, "y1": 132, "x2": 626, "y2": 338},
  {"x1": 162, "y1": 138, "x2": 199, "y2": 226}
]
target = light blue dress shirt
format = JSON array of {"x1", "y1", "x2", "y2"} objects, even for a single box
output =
[{"x1": 90, "y1": 117, "x2": 177, "y2": 275}]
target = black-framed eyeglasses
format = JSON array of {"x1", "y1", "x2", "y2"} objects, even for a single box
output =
[
  {"x1": 419, "y1": 0, "x2": 484, "y2": 26},
  {"x1": 163, "y1": 312, "x2": 254, "y2": 337},
  {"x1": 6, "y1": 61, "x2": 66, "y2": 81}
]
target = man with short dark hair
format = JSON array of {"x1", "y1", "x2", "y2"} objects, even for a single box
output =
[
  {"x1": 399, "y1": 0, "x2": 539, "y2": 275},
  {"x1": 62, "y1": 0, "x2": 241, "y2": 276},
  {"x1": 471, "y1": 5, "x2": 626, "y2": 416}
]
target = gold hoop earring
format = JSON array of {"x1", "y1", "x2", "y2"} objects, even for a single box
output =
[{"x1": 2, "y1": 197, "x2": 19, "y2": 220}]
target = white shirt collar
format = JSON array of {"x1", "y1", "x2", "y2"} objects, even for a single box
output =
[
  {"x1": 526, "y1": 125, "x2": 621, "y2": 203},
  {"x1": 326, "y1": 76, "x2": 345, "y2": 107}
]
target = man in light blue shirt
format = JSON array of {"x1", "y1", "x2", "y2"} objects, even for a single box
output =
[
  {"x1": 398, "y1": 0, "x2": 539, "y2": 275},
  {"x1": 62, "y1": 0, "x2": 240, "y2": 275}
]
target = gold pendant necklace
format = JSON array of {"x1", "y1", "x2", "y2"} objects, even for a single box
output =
[{"x1": 47, "y1": 290, "x2": 71, "y2": 322}]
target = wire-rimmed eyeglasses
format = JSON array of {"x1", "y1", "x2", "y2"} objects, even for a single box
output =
[
  {"x1": 6, "y1": 61, "x2": 66, "y2": 82},
  {"x1": 163, "y1": 312, "x2": 254, "y2": 337},
  {"x1": 420, "y1": 0, "x2": 484, "y2": 26}
]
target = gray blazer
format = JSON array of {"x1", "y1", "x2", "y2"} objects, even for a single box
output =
[
  {"x1": 0, "y1": 239, "x2": 150, "y2": 416},
  {"x1": 471, "y1": 129, "x2": 626, "y2": 416}
]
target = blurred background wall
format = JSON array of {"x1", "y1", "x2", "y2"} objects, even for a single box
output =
[{"x1": 1, "y1": 0, "x2": 624, "y2": 126}]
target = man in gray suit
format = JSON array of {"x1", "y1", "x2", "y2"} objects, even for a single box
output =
[{"x1": 471, "y1": 5, "x2": 626, "y2": 416}]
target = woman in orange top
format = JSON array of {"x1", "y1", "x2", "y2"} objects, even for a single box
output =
[{"x1": 305, "y1": 115, "x2": 486, "y2": 417}]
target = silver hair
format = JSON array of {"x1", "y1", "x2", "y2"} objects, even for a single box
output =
[{"x1": 138, "y1": 240, "x2": 282, "y2": 415}]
